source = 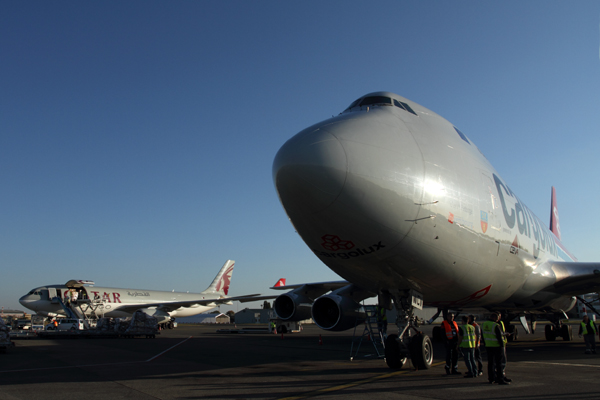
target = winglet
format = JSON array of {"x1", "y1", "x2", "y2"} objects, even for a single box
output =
[
  {"x1": 273, "y1": 278, "x2": 286, "y2": 287},
  {"x1": 550, "y1": 187, "x2": 561, "y2": 240}
]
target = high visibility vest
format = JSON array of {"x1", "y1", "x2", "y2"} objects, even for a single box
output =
[
  {"x1": 499, "y1": 321, "x2": 508, "y2": 344},
  {"x1": 581, "y1": 321, "x2": 597, "y2": 335},
  {"x1": 459, "y1": 324, "x2": 476, "y2": 348},
  {"x1": 470, "y1": 322, "x2": 481, "y2": 346},
  {"x1": 378, "y1": 307, "x2": 387, "y2": 322},
  {"x1": 481, "y1": 320, "x2": 500, "y2": 347},
  {"x1": 442, "y1": 320, "x2": 458, "y2": 340}
]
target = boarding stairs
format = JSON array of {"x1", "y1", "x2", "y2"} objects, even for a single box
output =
[
  {"x1": 350, "y1": 305, "x2": 386, "y2": 361},
  {"x1": 54, "y1": 297, "x2": 103, "y2": 329}
]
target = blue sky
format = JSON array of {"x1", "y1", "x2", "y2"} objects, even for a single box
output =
[{"x1": 2, "y1": 1, "x2": 599, "y2": 313}]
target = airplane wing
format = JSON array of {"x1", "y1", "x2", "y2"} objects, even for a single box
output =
[
  {"x1": 115, "y1": 294, "x2": 278, "y2": 314},
  {"x1": 270, "y1": 280, "x2": 349, "y2": 291},
  {"x1": 546, "y1": 262, "x2": 600, "y2": 295}
]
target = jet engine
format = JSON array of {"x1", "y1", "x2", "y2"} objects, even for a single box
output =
[
  {"x1": 139, "y1": 307, "x2": 171, "y2": 324},
  {"x1": 273, "y1": 292, "x2": 312, "y2": 321},
  {"x1": 311, "y1": 294, "x2": 366, "y2": 331}
]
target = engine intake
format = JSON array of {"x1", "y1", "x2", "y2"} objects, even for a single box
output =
[
  {"x1": 311, "y1": 294, "x2": 365, "y2": 331},
  {"x1": 273, "y1": 293, "x2": 312, "y2": 321}
]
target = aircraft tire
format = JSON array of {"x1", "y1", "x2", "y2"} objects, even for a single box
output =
[
  {"x1": 278, "y1": 325, "x2": 288, "y2": 334},
  {"x1": 384, "y1": 334, "x2": 407, "y2": 369},
  {"x1": 545, "y1": 324, "x2": 556, "y2": 341},
  {"x1": 410, "y1": 334, "x2": 433, "y2": 369},
  {"x1": 560, "y1": 324, "x2": 573, "y2": 341}
]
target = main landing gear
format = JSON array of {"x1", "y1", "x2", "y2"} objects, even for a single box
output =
[
  {"x1": 383, "y1": 290, "x2": 433, "y2": 370},
  {"x1": 545, "y1": 315, "x2": 573, "y2": 341}
]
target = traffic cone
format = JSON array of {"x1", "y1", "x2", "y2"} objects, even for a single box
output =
[{"x1": 319, "y1": 334, "x2": 323, "y2": 345}]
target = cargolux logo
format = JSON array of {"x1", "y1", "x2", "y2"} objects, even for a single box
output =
[
  {"x1": 321, "y1": 235, "x2": 355, "y2": 251},
  {"x1": 314, "y1": 235, "x2": 385, "y2": 260},
  {"x1": 215, "y1": 264, "x2": 234, "y2": 295}
]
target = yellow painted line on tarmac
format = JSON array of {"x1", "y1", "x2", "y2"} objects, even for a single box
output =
[{"x1": 278, "y1": 361, "x2": 445, "y2": 400}]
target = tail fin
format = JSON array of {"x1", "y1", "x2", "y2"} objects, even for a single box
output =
[
  {"x1": 202, "y1": 260, "x2": 235, "y2": 296},
  {"x1": 550, "y1": 187, "x2": 561, "y2": 240},
  {"x1": 273, "y1": 278, "x2": 286, "y2": 287}
]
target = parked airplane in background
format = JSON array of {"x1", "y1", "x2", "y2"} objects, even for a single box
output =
[
  {"x1": 19, "y1": 260, "x2": 267, "y2": 326},
  {"x1": 272, "y1": 91, "x2": 600, "y2": 369}
]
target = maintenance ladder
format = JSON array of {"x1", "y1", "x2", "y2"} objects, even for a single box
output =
[{"x1": 350, "y1": 305, "x2": 386, "y2": 361}]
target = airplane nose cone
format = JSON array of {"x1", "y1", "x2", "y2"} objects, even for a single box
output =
[{"x1": 273, "y1": 128, "x2": 347, "y2": 215}]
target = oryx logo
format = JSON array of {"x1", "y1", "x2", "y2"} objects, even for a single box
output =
[
  {"x1": 321, "y1": 235, "x2": 355, "y2": 251},
  {"x1": 314, "y1": 235, "x2": 385, "y2": 260},
  {"x1": 215, "y1": 263, "x2": 234, "y2": 295}
]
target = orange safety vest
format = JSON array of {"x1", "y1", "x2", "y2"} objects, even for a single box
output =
[{"x1": 442, "y1": 320, "x2": 459, "y2": 340}]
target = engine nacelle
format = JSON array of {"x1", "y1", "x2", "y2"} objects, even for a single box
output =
[
  {"x1": 311, "y1": 294, "x2": 365, "y2": 331},
  {"x1": 139, "y1": 307, "x2": 171, "y2": 324},
  {"x1": 273, "y1": 293, "x2": 312, "y2": 321}
]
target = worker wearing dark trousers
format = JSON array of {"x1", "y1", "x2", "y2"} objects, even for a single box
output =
[
  {"x1": 468, "y1": 314, "x2": 484, "y2": 376},
  {"x1": 442, "y1": 312, "x2": 460, "y2": 375},
  {"x1": 578, "y1": 315, "x2": 597, "y2": 354},
  {"x1": 482, "y1": 312, "x2": 509, "y2": 385},
  {"x1": 497, "y1": 312, "x2": 511, "y2": 382}
]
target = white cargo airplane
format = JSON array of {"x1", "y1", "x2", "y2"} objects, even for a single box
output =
[
  {"x1": 19, "y1": 260, "x2": 268, "y2": 325},
  {"x1": 272, "y1": 91, "x2": 600, "y2": 369}
]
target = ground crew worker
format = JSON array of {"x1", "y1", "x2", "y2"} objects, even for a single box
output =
[
  {"x1": 270, "y1": 321, "x2": 276, "y2": 334},
  {"x1": 497, "y1": 312, "x2": 511, "y2": 383},
  {"x1": 578, "y1": 315, "x2": 597, "y2": 354},
  {"x1": 468, "y1": 314, "x2": 483, "y2": 376},
  {"x1": 376, "y1": 305, "x2": 388, "y2": 338},
  {"x1": 442, "y1": 312, "x2": 460, "y2": 375},
  {"x1": 482, "y1": 312, "x2": 509, "y2": 384},
  {"x1": 458, "y1": 315, "x2": 477, "y2": 377}
]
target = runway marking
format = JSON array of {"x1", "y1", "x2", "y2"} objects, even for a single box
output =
[
  {"x1": 521, "y1": 361, "x2": 600, "y2": 368},
  {"x1": 278, "y1": 361, "x2": 445, "y2": 400},
  {"x1": 0, "y1": 336, "x2": 193, "y2": 374},
  {"x1": 146, "y1": 336, "x2": 192, "y2": 362}
]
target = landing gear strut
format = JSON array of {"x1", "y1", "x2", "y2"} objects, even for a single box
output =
[
  {"x1": 384, "y1": 290, "x2": 433, "y2": 370},
  {"x1": 544, "y1": 313, "x2": 572, "y2": 341}
]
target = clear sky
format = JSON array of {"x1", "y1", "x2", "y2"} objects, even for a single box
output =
[{"x1": 2, "y1": 1, "x2": 599, "y2": 313}]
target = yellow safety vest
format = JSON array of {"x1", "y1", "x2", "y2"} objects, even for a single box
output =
[
  {"x1": 581, "y1": 321, "x2": 597, "y2": 335},
  {"x1": 481, "y1": 320, "x2": 500, "y2": 347},
  {"x1": 459, "y1": 324, "x2": 476, "y2": 348},
  {"x1": 500, "y1": 321, "x2": 508, "y2": 344}
]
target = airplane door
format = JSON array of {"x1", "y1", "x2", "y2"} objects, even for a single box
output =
[{"x1": 48, "y1": 288, "x2": 58, "y2": 303}]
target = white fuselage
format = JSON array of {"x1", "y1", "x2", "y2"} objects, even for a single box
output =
[{"x1": 273, "y1": 92, "x2": 575, "y2": 312}]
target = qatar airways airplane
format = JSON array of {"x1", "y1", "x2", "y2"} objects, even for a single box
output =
[
  {"x1": 19, "y1": 260, "x2": 267, "y2": 326},
  {"x1": 271, "y1": 91, "x2": 599, "y2": 369}
]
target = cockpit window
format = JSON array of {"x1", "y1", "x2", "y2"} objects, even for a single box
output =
[
  {"x1": 454, "y1": 127, "x2": 470, "y2": 144},
  {"x1": 359, "y1": 96, "x2": 392, "y2": 107},
  {"x1": 344, "y1": 96, "x2": 418, "y2": 116},
  {"x1": 393, "y1": 100, "x2": 417, "y2": 116}
]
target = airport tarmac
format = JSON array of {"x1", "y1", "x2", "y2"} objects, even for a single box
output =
[{"x1": 1, "y1": 323, "x2": 600, "y2": 399}]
